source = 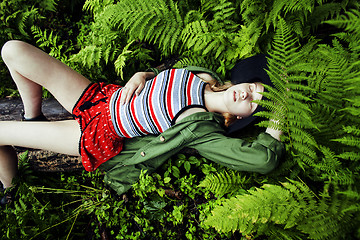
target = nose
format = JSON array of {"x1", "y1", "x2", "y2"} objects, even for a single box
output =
[{"x1": 241, "y1": 91, "x2": 248, "y2": 100}]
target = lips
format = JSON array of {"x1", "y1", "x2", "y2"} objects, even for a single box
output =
[{"x1": 233, "y1": 91, "x2": 237, "y2": 102}]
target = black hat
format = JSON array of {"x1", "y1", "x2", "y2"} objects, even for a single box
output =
[{"x1": 226, "y1": 54, "x2": 272, "y2": 134}]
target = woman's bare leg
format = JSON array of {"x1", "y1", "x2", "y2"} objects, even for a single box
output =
[
  {"x1": 1, "y1": 40, "x2": 91, "y2": 115},
  {"x1": 0, "y1": 146, "x2": 18, "y2": 189},
  {"x1": 0, "y1": 40, "x2": 90, "y2": 189},
  {"x1": 0, "y1": 120, "x2": 81, "y2": 188}
]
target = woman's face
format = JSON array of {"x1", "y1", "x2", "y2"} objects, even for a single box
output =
[{"x1": 223, "y1": 82, "x2": 264, "y2": 118}]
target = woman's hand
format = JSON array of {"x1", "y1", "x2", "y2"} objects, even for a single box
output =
[
  {"x1": 265, "y1": 119, "x2": 283, "y2": 141},
  {"x1": 265, "y1": 103, "x2": 286, "y2": 142},
  {"x1": 120, "y1": 72, "x2": 155, "y2": 105}
]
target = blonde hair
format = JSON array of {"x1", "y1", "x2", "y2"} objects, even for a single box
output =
[{"x1": 203, "y1": 78, "x2": 237, "y2": 127}]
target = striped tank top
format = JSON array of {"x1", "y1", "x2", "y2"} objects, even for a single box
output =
[{"x1": 109, "y1": 68, "x2": 207, "y2": 138}]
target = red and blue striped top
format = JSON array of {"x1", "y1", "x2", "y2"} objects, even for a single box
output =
[{"x1": 109, "y1": 69, "x2": 207, "y2": 138}]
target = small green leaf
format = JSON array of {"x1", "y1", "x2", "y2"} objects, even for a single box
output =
[
  {"x1": 164, "y1": 177, "x2": 171, "y2": 183},
  {"x1": 184, "y1": 161, "x2": 191, "y2": 173},
  {"x1": 172, "y1": 166, "x2": 180, "y2": 178}
]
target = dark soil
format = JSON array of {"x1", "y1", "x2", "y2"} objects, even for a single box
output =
[{"x1": 0, "y1": 98, "x2": 83, "y2": 172}]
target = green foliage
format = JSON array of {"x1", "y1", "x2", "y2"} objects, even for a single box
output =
[
  {"x1": 108, "y1": 0, "x2": 184, "y2": 56},
  {"x1": 0, "y1": 0, "x2": 54, "y2": 96},
  {"x1": 201, "y1": 5, "x2": 360, "y2": 239},
  {"x1": 0, "y1": 0, "x2": 56, "y2": 40},
  {"x1": 204, "y1": 179, "x2": 354, "y2": 239},
  {"x1": 0, "y1": 0, "x2": 86, "y2": 96},
  {"x1": 198, "y1": 169, "x2": 251, "y2": 196},
  {"x1": 31, "y1": 26, "x2": 75, "y2": 64}
]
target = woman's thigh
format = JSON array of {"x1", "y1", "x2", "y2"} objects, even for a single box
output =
[
  {"x1": 0, "y1": 120, "x2": 81, "y2": 156},
  {"x1": 1, "y1": 40, "x2": 91, "y2": 112}
]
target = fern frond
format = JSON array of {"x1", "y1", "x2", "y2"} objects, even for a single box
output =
[
  {"x1": 83, "y1": 0, "x2": 113, "y2": 16},
  {"x1": 334, "y1": 135, "x2": 360, "y2": 148},
  {"x1": 338, "y1": 189, "x2": 360, "y2": 213},
  {"x1": 200, "y1": 0, "x2": 223, "y2": 12},
  {"x1": 114, "y1": 41, "x2": 133, "y2": 80},
  {"x1": 263, "y1": 18, "x2": 321, "y2": 172},
  {"x1": 18, "y1": 6, "x2": 43, "y2": 38},
  {"x1": 297, "y1": 187, "x2": 355, "y2": 240},
  {"x1": 203, "y1": 180, "x2": 315, "y2": 237},
  {"x1": 325, "y1": 9, "x2": 360, "y2": 39},
  {"x1": 309, "y1": 103, "x2": 344, "y2": 145},
  {"x1": 71, "y1": 45, "x2": 102, "y2": 69},
  {"x1": 316, "y1": 58, "x2": 352, "y2": 110},
  {"x1": 309, "y1": 2, "x2": 345, "y2": 30},
  {"x1": 230, "y1": 19, "x2": 263, "y2": 59},
  {"x1": 266, "y1": 0, "x2": 315, "y2": 31},
  {"x1": 31, "y1": 26, "x2": 72, "y2": 63},
  {"x1": 240, "y1": 0, "x2": 268, "y2": 24},
  {"x1": 328, "y1": 169, "x2": 355, "y2": 185},
  {"x1": 105, "y1": 0, "x2": 184, "y2": 56},
  {"x1": 204, "y1": 179, "x2": 355, "y2": 239},
  {"x1": 212, "y1": 1, "x2": 237, "y2": 27},
  {"x1": 39, "y1": 0, "x2": 57, "y2": 12},
  {"x1": 182, "y1": 0, "x2": 261, "y2": 66},
  {"x1": 315, "y1": 145, "x2": 341, "y2": 171},
  {"x1": 282, "y1": 0, "x2": 314, "y2": 14},
  {"x1": 198, "y1": 170, "x2": 250, "y2": 196},
  {"x1": 334, "y1": 125, "x2": 360, "y2": 162}
]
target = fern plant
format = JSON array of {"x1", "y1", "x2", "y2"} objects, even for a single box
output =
[
  {"x1": 255, "y1": 17, "x2": 319, "y2": 174},
  {"x1": 198, "y1": 170, "x2": 252, "y2": 196},
  {"x1": 264, "y1": 0, "x2": 352, "y2": 37},
  {"x1": 325, "y1": 9, "x2": 360, "y2": 183},
  {"x1": 203, "y1": 179, "x2": 354, "y2": 239},
  {"x1": 31, "y1": 26, "x2": 74, "y2": 63},
  {"x1": 203, "y1": 7, "x2": 360, "y2": 238},
  {"x1": 70, "y1": 1, "x2": 156, "y2": 81},
  {"x1": 83, "y1": 0, "x2": 267, "y2": 79},
  {"x1": 0, "y1": 0, "x2": 68, "y2": 97},
  {"x1": 69, "y1": 0, "x2": 358, "y2": 83},
  {"x1": 104, "y1": 0, "x2": 184, "y2": 57}
]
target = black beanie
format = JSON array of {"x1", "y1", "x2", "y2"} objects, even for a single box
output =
[{"x1": 226, "y1": 54, "x2": 273, "y2": 134}]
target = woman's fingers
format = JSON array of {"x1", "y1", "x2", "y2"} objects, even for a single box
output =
[
  {"x1": 120, "y1": 82, "x2": 145, "y2": 105},
  {"x1": 119, "y1": 71, "x2": 155, "y2": 105},
  {"x1": 135, "y1": 82, "x2": 145, "y2": 95},
  {"x1": 124, "y1": 86, "x2": 134, "y2": 104},
  {"x1": 120, "y1": 86, "x2": 131, "y2": 105},
  {"x1": 119, "y1": 72, "x2": 149, "y2": 105}
]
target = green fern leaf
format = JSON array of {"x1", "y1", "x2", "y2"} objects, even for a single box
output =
[
  {"x1": 107, "y1": 0, "x2": 184, "y2": 56},
  {"x1": 203, "y1": 180, "x2": 314, "y2": 236},
  {"x1": 114, "y1": 41, "x2": 134, "y2": 80},
  {"x1": 325, "y1": 9, "x2": 360, "y2": 39},
  {"x1": 198, "y1": 170, "x2": 250, "y2": 196}
]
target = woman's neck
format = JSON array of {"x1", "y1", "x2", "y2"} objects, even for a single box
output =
[{"x1": 204, "y1": 85, "x2": 227, "y2": 113}]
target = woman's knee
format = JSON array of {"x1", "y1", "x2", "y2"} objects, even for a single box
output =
[{"x1": 1, "y1": 40, "x2": 27, "y2": 64}]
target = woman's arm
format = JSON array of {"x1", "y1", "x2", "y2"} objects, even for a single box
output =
[
  {"x1": 120, "y1": 71, "x2": 214, "y2": 105},
  {"x1": 191, "y1": 131, "x2": 284, "y2": 174},
  {"x1": 120, "y1": 71, "x2": 155, "y2": 104},
  {"x1": 195, "y1": 72, "x2": 216, "y2": 82}
]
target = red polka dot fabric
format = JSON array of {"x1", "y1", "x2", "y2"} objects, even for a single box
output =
[{"x1": 72, "y1": 83, "x2": 124, "y2": 171}]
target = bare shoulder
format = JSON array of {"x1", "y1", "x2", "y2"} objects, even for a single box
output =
[
  {"x1": 175, "y1": 108, "x2": 207, "y2": 123},
  {"x1": 195, "y1": 72, "x2": 215, "y2": 82}
]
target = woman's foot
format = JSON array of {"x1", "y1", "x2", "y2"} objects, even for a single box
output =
[
  {"x1": 21, "y1": 111, "x2": 48, "y2": 121},
  {"x1": 0, "y1": 187, "x2": 16, "y2": 207}
]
